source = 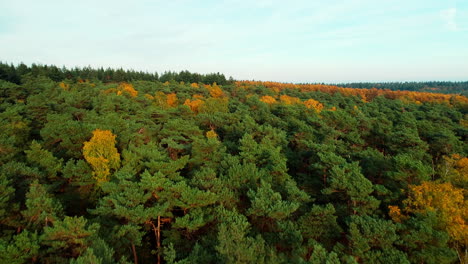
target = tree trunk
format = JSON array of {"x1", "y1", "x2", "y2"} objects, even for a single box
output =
[
  {"x1": 157, "y1": 215, "x2": 161, "y2": 264},
  {"x1": 131, "y1": 243, "x2": 138, "y2": 264},
  {"x1": 150, "y1": 217, "x2": 162, "y2": 264}
]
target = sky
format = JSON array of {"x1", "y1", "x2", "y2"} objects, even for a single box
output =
[{"x1": 1, "y1": 0, "x2": 467, "y2": 83}]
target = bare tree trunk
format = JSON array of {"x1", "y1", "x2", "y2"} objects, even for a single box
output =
[
  {"x1": 131, "y1": 243, "x2": 138, "y2": 264},
  {"x1": 149, "y1": 218, "x2": 162, "y2": 264},
  {"x1": 157, "y1": 215, "x2": 161, "y2": 264}
]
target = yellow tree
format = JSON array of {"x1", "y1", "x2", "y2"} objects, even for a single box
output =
[
  {"x1": 403, "y1": 181, "x2": 467, "y2": 259},
  {"x1": 206, "y1": 129, "x2": 218, "y2": 139},
  {"x1": 184, "y1": 99, "x2": 205, "y2": 114},
  {"x1": 279, "y1": 95, "x2": 301, "y2": 105},
  {"x1": 83, "y1": 129, "x2": 121, "y2": 184},
  {"x1": 206, "y1": 84, "x2": 224, "y2": 98},
  {"x1": 303, "y1": 99, "x2": 324, "y2": 113},
  {"x1": 260, "y1": 95, "x2": 277, "y2": 104}
]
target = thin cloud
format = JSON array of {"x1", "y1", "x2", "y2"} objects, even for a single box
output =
[{"x1": 440, "y1": 8, "x2": 458, "y2": 31}]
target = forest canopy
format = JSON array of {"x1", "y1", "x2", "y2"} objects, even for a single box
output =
[{"x1": 0, "y1": 62, "x2": 467, "y2": 263}]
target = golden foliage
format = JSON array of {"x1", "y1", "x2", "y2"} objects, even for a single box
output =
[
  {"x1": 191, "y1": 83, "x2": 199, "y2": 88},
  {"x1": 119, "y1": 83, "x2": 138, "y2": 97},
  {"x1": 279, "y1": 95, "x2": 302, "y2": 105},
  {"x1": 83, "y1": 129, "x2": 120, "y2": 184},
  {"x1": 236, "y1": 81, "x2": 468, "y2": 105},
  {"x1": 260, "y1": 95, "x2": 277, "y2": 104},
  {"x1": 151, "y1": 92, "x2": 178, "y2": 108},
  {"x1": 270, "y1": 86, "x2": 281, "y2": 93},
  {"x1": 104, "y1": 83, "x2": 138, "y2": 97},
  {"x1": 206, "y1": 84, "x2": 224, "y2": 98},
  {"x1": 184, "y1": 99, "x2": 205, "y2": 114},
  {"x1": 59, "y1": 82, "x2": 69, "y2": 90},
  {"x1": 404, "y1": 181, "x2": 467, "y2": 244},
  {"x1": 206, "y1": 129, "x2": 218, "y2": 139},
  {"x1": 388, "y1": 205, "x2": 406, "y2": 223},
  {"x1": 304, "y1": 99, "x2": 324, "y2": 113}
]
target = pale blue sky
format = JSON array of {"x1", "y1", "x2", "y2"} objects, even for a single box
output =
[{"x1": 1, "y1": 0, "x2": 467, "y2": 82}]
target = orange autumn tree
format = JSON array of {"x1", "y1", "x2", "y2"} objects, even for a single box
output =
[
  {"x1": 279, "y1": 95, "x2": 302, "y2": 105},
  {"x1": 260, "y1": 95, "x2": 277, "y2": 104},
  {"x1": 119, "y1": 83, "x2": 138, "y2": 97},
  {"x1": 205, "y1": 84, "x2": 224, "y2": 98},
  {"x1": 184, "y1": 99, "x2": 205, "y2": 114},
  {"x1": 83, "y1": 129, "x2": 121, "y2": 184},
  {"x1": 403, "y1": 181, "x2": 467, "y2": 247},
  {"x1": 152, "y1": 92, "x2": 178, "y2": 109},
  {"x1": 104, "y1": 83, "x2": 138, "y2": 97},
  {"x1": 304, "y1": 98, "x2": 324, "y2": 113},
  {"x1": 166, "y1": 93, "x2": 178, "y2": 107}
]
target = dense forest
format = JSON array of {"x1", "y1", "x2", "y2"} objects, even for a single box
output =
[
  {"x1": 334, "y1": 82, "x2": 468, "y2": 96},
  {"x1": 0, "y1": 63, "x2": 467, "y2": 264},
  {"x1": 2, "y1": 62, "x2": 468, "y2": 95},
  {"x1": 0, "y1": 62, "x2": 232, "y2": 86}
]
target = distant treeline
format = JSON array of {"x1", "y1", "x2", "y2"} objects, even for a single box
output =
[
  {"x1": 1, "y1": 62, "x2": 467, "y2": 94},
  {"x1": 0, "y1": 62, "x2": 232, "y2": 85},
  {"x1": 334, "y1": 81, "x2": 468, "y2": 95}
]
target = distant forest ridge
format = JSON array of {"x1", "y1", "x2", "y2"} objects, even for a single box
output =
[
  {"x1": 333, "y1": 82, "x2": 468, "y2": 95},
  {"x1": 1, "y1": 62, "x2": 467, "y2": 95}
]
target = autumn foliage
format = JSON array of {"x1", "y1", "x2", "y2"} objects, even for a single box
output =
[
  {"x1": 2, "y1": 62, "x2": 468, "y2": 264},
  {"x1": 236, "y1": 81, "x2": 468, "y2": 105},
  {"x1": 151, "y1": 92, "x2": 179, "y2": 108},
  {"x1": 205, "y1": 84, "x2": 224, "y2": 98},
  {"x1": 404, "y1": 182, "x2": 467, "y2": 244},
  {"x1": 166, "y1": 93, "x2": 178, "y2": 107},
  {"x1": 184, "y1": 99, "x2": 205, "y2": 113},
  {"x1": 206, "y1": 129, "x2": 218, "y2": 139},
  {"x1": 118, "y1": 83, "x2": 138, "y2": 97},
  {"x1": 304, "y1": 98, "x2": 324, "y2": 113},
  {"x1": 103, "y1": 82, "x2": 138, "y2": 97},
  {"x1": 260, "y1": 95, "x2": 277, "y2": 104},
  {"x1": 83, "y1": 129, "x2": 121, "y2": 184},
  {"x1": 279, "y1": 95, "x2": 302, "y2": 105},
  {"x1": 259, "y1": 94, "x2": 324, "y2": 113}
]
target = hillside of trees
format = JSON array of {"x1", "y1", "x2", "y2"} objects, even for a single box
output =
[
  {"x1": 0, "y1": 63, "x2": 467, "y2": 263},
  {"x1": 334, "y1": 82, "x2": 468, "y2": 96},
  {"x1": 0, "y1": 62, "x2": 232, "y2": 86},
  {"x1": 2, "y1": 62, "x2": 467, "y2": 95}
]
